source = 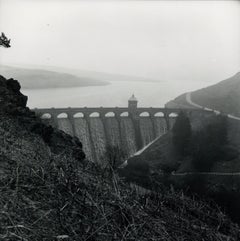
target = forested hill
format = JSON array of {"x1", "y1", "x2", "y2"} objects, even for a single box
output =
[{"x1": 0, "y1": 65, "x2": 109, "y2": 89}]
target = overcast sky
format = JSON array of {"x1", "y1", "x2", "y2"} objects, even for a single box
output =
[{"x1": 0, "y1": 0, "x2": 240, "y2": 83}]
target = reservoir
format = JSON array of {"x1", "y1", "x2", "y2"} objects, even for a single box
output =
[{"x1": 22, "y1": 79, "x2": 207, "y2": 108}]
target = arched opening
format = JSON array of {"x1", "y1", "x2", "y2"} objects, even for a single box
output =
[
  {"x1": 139, "y1": 112, "x2": 150, "y2": 117},
  {"x1": 89, "y1": 112, "x2": 100, "y2": 117},
  {"x1": 57, "y1": 113, "x2": 68, "y2": 119},
  {"x1": 74, "y1": 112, "x2": 84, "y2": 118},
  {"x1": 120, "y1": 112, "x2": 129, "y2": 117},
  {"x1": 105, "y1": 112, "x2": 115, "y2": 117},
  {"x1": 41, "y1": 113, "x2": 52, "y2": 119},
  {"x1": 169, "y1": 113, "x2": 178, "y2": 118},
  {"x1": 154, "y1": 112, "x2": 164, "y2": 117}
]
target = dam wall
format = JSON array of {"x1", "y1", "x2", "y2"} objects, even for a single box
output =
[{"x1": 33, "y1": 97, "x2": 208, "y2": 163}]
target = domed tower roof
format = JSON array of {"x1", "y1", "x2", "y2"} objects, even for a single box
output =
[{"x1": 128, "y1": 94, "x2": 138, "y2": 102}]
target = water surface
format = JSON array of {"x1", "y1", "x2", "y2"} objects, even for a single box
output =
[{"x1": 22, "y1": 80, "x2": 206, "y2": 108}]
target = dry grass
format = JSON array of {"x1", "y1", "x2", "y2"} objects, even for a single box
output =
[{"x1": 0, "y1": 152, "x2": 239, "y2": 241}]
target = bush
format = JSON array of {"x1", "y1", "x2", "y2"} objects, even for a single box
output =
[
  {"x1": 172, "y1": 111, "x2": 192, "y2": 157},
  {"x1": 191, "y1": 115, "x2": 231, "y2": 171},
  {"x1": 103, "y1": 145, "x2": 126, "y2": 170}
]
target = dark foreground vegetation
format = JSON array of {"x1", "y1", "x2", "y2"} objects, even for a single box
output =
[
  {"x1": 172, "y1": 111, "x2": 238, "y2": 172},
  {"x1": 122, "y1": 110, "x2": 240, "y2": 227},
  {"x1": 3, "y1": 155, "x2": 240, "y2": 241},
  {"x1": 0, "y1": 75, "x2": 240, "y2": 240}
]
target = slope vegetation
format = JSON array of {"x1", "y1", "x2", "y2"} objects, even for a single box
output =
[{"x1": 0, "y1": 75, "x2": 239, "y2": 240}]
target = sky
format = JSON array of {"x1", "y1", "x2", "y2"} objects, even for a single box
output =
[{"x1": 0, "y1": 0, "x2": 240, "y2": 83}]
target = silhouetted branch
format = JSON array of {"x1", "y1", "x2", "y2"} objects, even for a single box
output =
[{"x1": 0, "y1": 32, "x2": 11, "y2": 48}]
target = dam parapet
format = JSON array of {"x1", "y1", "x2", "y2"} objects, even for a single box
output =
[{"x1": 33, "y1": 95, "x2": 209, "y2": 163}]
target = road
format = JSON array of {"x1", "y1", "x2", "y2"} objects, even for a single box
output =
[
  {"x1": 186, "y1": 92, "x2": 240, "y2": 121},
  {"x1": 172, "y1": 172, "x2": 240, "y2": 176}
]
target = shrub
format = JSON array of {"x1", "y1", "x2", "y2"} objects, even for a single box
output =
[
  {"x1": 191, "y1": 115, "x2": 230, "y2": 171},
  {"x1": 172, "y1": 111, "x2": 192, "y2": 157}
]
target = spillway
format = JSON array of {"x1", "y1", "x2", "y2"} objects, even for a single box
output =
[
  {"x1": 89, "y1": 118, "x2": 107, "y2": 163},
  {"x1": 74, "y1": 118, "x2": 93, "y2": 161},
  {"x1": 57, "y1": 118, "x2": 73, "y2": 136},
  {"x1": 169, "y1": 118, "x2": 176, "y2": 130},
  {"x1": 139, "y1": 117, "x2": 154, "y2": 146},
  {"x1": 119, "y1": 118, "x2": 137, "y2": 156},
  {"x1": 40, "y1": 115, "x2": 173, "y2": 163},
  {"x1": 103, "y1": 117, "x2": 121, "y2": 147},
  {"x1": 153, "y1": 117, "x2": 167, "y2": 137}
]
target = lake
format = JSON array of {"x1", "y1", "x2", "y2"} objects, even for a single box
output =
[{"x1": 22, "y1": 80, "x2": 208, "y2": 109}]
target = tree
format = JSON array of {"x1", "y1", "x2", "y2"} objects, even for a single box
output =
[
  {"x1": 0, "y1": 32, "x2": 11, "y2": 48},
  {"x1": 191, "y1": 115, "x2": 229, "y2": 171},
  {"x1": 104, "y1": 145, "x2": 126, "y2": 171},
  {"x1": 172, "y1": 111, "x2": 192, "y2": 157}
]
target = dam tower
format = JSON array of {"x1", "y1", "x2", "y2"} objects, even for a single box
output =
[{"x1": 128, "y1": 94, "x2": 138, "y2": 117}]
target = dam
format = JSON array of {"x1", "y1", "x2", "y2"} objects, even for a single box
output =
[{"x1": 34, "y1": 95, "x2": 207, "y2": 162}]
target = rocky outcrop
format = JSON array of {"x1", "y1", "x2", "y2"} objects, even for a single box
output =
[
  {"x1": 0, "y1": 75, "x2": 28, "y2": 112},
  {"x1": 0, "y1": 75, "x2": 85, "y2": 175}
]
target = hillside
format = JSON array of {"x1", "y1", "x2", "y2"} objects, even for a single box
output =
[
  {"x1": 166, "y1": 72, "x2": 240, "y2": 117},
  {"x1": 0, "y1": 65, "x2": 109, "y2": 89},
  {"x1": 24, "y1": 64, "x2": 159, "y2": 83},
  {"x1": 0, "y1": 75, "x2": 239, "y2": 240},
  {"x1": 125, "y1": 110, "x2": 240, "y2": 176},
  {"x1": 191, "y1": 72, "x2": 240, "y2": 116},
  {"x1": 123, "y1": 114, "x2": 240, "y2": 223}
]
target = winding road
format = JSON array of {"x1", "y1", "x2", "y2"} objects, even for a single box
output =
[{"x1": 186, "y1": 92, "x2": 240, "y2": 121}]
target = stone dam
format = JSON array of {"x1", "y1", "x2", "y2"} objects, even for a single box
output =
[{"x1": 33, "y1": 95, "x2": 207, "y2": 162}]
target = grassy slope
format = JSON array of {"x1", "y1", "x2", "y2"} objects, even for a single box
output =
[
  {"x1": 0, "y1": 65, "x2": 109, "y2": 89},
  {"x1": 0, "y1": 77, "x2": 239, "y2": 240},
  {"x1": 1, "y1": 114, "x2": 240, "y2": 241},
  {"x1": 191, "y1": 72, "x2": 240, "y2": 117},
  {"x1": 165, "y1": 93, "x2": 194, "y2": 109}
]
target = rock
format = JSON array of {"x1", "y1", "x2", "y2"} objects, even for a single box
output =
[
  {"x1": 0, "y1": 75, "x2": 28, "y2": 111},
  {"x1": 6, "y1": 78, "x2": 21, "y2": 92},
  {"x1": 0, "y1": 74, "x2": 85, "y2": 172}
]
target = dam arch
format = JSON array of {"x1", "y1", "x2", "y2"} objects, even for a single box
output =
[
  {"x1": 139, "y1": 112, "x2": 150, "y2": 117},
  {"x1": 56, "y1": 112, "x2": 74, "y2": 136},
  {"x1": 169, "y1": 112, "x2": 178, "y2": 117},
  {"x1": 40, "y1": 113, "x2": 52, "y2": 119},
  {"x1": 57, "y1": 113, "x2": 68, "y2": 118},
  {"x1": 105, "y1": 112, "x2": 115, "y2": 117},
  {"x1": 120, "y1": 111, "x2": 129, "y2": 117},
  {"x1": 74, "y1": 112, "x2": 84, "y2": 118},
  {"x1": 154, "y1": 112, "x2": 164, "y2": 117},
  {"x1": 89, "y1": 112, "x2": 100, "y2": 117}
]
